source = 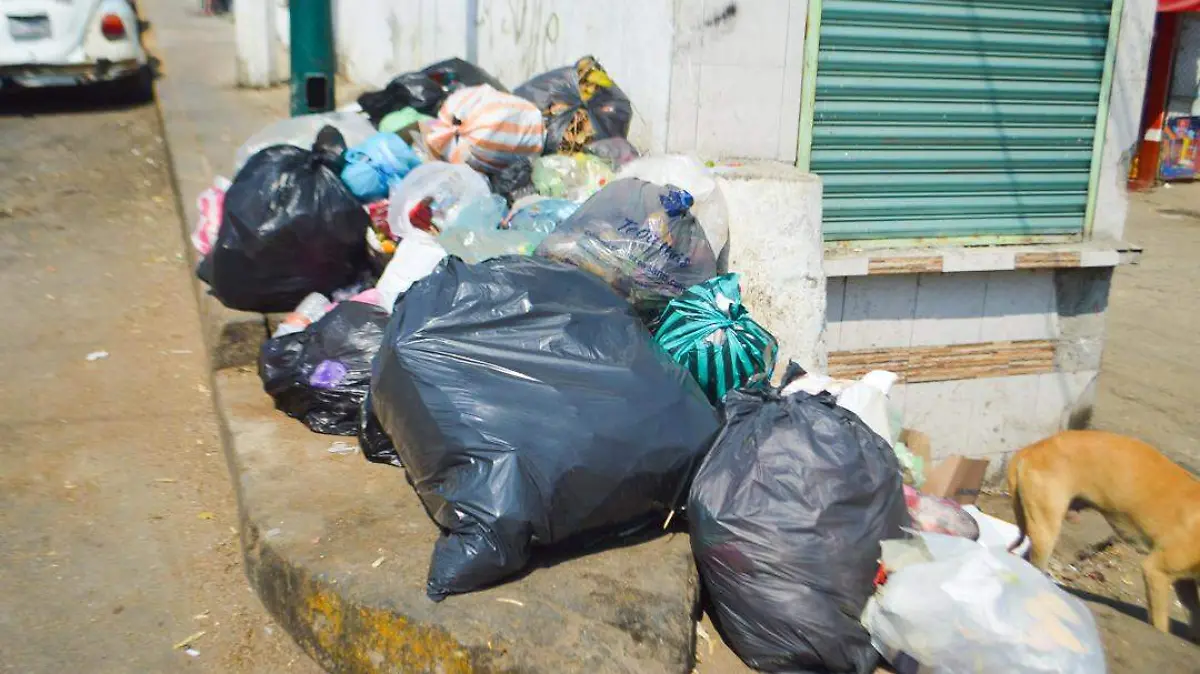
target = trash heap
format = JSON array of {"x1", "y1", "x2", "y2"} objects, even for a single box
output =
[{"x1": 191, "y1": 54, "x2": 1105, "y2": 674}]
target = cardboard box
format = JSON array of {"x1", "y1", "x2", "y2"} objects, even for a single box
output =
[{"x1": 922, "y1": 455, "x2": 989, "y2": 505}]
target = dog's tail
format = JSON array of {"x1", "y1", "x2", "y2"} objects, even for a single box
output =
[{"x1": 1007, "y1": 453, "x2": 1029, "y2": 554}]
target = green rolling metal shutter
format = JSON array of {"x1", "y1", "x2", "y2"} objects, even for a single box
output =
[{"x1": 809, "y1": 0, "x2": 1116, "y2": 240}]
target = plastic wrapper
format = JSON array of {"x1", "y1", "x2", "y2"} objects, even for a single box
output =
[
  {"x1": 531, "y1": 153, "x2": 614, "y2": 201},
  {"x1": 617, "y1": 155, "x2": 730, "y2": 271},
  {"x1": 436, "y1": 195, "x2": 552, "y2": 263},
  {"x1": 357, "y1": 72, "x2": 448, "y2": 124},
  {"x1": 503, "y1": 196, "x2": 578, "y2": 232},
  {"x1": 864, "y1": 534, "x2": 1106, "y2": 674},
  {"x1": 425, "y1": 85, "x2": 544, "y2": 172},
  {"x1": 191, "y1": 176, "x2": 230, "y2": 256},
  {"x1": 489, "y1": 156, "x2": 535, "y2": 205},
  {"x1": 387, "y1": 162, "x2": 491, "y2": 239},
  {"x1": 585, "y1": 137, "x2": 640, "y2": 169},
  {"x1": 903, "y1": 485, "x2": 980, "y2": 540},
  {"x1": 688, "y1": 387, "x2": 909, "y2": 673},
  {"x1": 514, "y1": 55, "x2": 633, "y2": 154},
  {"x1": 340, "y1": 132, "x2": 422, "y2": 202},
  {"x1": 374, "y1": 230, "x2": 448, "y2": 311},
  {"x1": 369, "y1": 256, "x2": 719, "y2": 600},
  {"x1": 198, "y1": 127, "x2": 370, "y2": 313},
  {"x1": 535, "y1": 178, "x2": 718, "y2": 322},
  {"x1": 258, "y1": 300, "x2": 389, "y2": 436},
  {"x1": 233, "y1": 112, "x2": 375, "y2": 174},
  {"x1": 654, "y1": 273, "x2": 777, "y2": 405}
]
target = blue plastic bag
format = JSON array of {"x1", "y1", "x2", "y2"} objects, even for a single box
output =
[{"x1": 340, "y1": 132, "x2": 422, "y2": 202}]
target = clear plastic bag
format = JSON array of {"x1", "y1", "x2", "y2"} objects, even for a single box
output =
[
  {"x1": 535, "y1": 178, "x2": 718, "y2": 323},
  {"x1": 386, "y1": 162, "x2": 491, "y2": 239},
  {"x1": 531, "y1": 153, "x2": 614, "y2": 201},
  {"x1": 864, "y1": 534, "x2": 1106, "y2": 674},
  {"x1": 439, "y1": 195, "x2": 562, "y2": 264},
  {"x1": 233, "y1": 112, "x2": 375, "y2": 175},
  {"x1": 617, "y1": 155, "x2": 730, "y2": 272}
]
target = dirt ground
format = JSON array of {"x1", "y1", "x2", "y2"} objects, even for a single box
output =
[{"x1": 0, "y1": 88, "x2": 320, "y2": 673}]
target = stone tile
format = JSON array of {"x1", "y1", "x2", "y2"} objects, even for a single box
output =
[
  {"x1": 981, "y1": 270, "x2": 1059, "y2": 342},
  {"x1": 838, "y1": 275, "x2": 917, "y2": 350},
  {"x1": 910, "y1": 272, "x2": 987, "y2": 346}
]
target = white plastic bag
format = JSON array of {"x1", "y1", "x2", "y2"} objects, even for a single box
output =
[
  {"x1": 374, "y1": 231, "x2": 448, "y2": 311},
  {"x1": 617, "y1": 155, "x2": 730, "y2": 269},
  {"x1": 835, "y1": 370, "x2": 900, "y2": 446},
  {"x1": 191, "y1": 176, "x2": 231, "y2": 256},
  {"x1": 233, "y1": 112, "x2": 376, "y2": 174},
  {"x1": 863, "y1": 534, "x2": 1106, "y2": 674},
  {"x1": 387, "y1": 162, "x2": 491, "y2": 240}
]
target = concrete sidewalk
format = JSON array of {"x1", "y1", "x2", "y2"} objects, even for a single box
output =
[{"x1": 145, "y1": 2, "x2": 702, "y2": 673}]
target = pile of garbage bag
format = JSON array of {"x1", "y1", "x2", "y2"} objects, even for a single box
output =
[
  {"x1": 188, "y1": 52, "x2": 1104, "y2": 674},
  {"x1": 369, "y1": 256, "x2": 719, "y2": 600}
]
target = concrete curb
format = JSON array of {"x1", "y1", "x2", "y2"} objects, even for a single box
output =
[{"x1": 145, "y1": 4, "x2": 703, "y2": 672}]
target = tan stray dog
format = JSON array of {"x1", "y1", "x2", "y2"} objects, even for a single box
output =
[{"x1": 1007, "y1": 429, "x2": 1200, "y2": 640}]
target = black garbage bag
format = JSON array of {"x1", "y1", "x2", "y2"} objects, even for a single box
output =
[
  {"x1": 357, "y1": 391, "x2": 400, "y2": 466},
  {"x1": 198, "y1": 127, "x2": 369, "y2": 313},
  {"x1": 688, "y1": 386, "x2": 910, "y2": 674},
  {"x1": 514, "y1": 55, "x2": 632, "y2": 154},
  {"x1": 359, "y1": 59, "x2": 507, "y2": 126},
  {"x1": 369, "y1": 256, "x2": 719, "y2": 601},
  {"x1": 422, "y1": 57, "x2": 507, "y2": 93},
  {"x1": 535, "y1": 178, "x2": 718, "y2": 324},
  {"x1": 488, "y1": 156, "x2": 534, "y2": 205},
  {"x1": 258, "y1": 300, "x2": 389, "y2": 436}
]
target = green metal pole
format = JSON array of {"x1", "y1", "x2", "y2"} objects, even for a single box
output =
[{"x1": 289, "y1": 0, "x2": 336, "y2": 117}]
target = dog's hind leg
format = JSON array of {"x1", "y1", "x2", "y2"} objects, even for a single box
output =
[
  {"x1": 1016, "y1": 483, "x2": 1070, "y2": 570},
  {"x1": 1143, "y1": 552, "x2": 1175, "y2": 634},
  {"x1": 1172, "y1": 578, "x2": 1200, "y2": 643}
]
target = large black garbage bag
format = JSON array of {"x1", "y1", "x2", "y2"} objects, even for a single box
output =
[
  {"x1": 514, "y1": 55, "x2": 632, "y2": 154},
  {"x1": 258, "y1": 300, "x2": 389, "y2": 436},
  {"x1": 535, "y1": 178, "x2": 718, "y2": 324},
  {"x1": 688, "y1": 387, "x2": 910, "y2": 674},
  {"x1": 369, "y1": 256, "x2": 720, "y2": 600},
  {"x1": 358, "y1": 59, "x2": 507, "y2": 126},
  {"x1": 198, "y1": 127, "x2": 369, "y2": 313}
]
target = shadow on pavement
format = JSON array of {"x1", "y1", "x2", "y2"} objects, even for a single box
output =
[
  {"x1": 1065, "y1": 585, "x2": 1195, "y2": 641},
  {"x1": 0, "y1": 58, "x2": 160, "y2": 117}
]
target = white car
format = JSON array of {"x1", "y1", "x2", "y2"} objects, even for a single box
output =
[{"x1": 0, "y1": 0, "x2": 150, "y2": 99}]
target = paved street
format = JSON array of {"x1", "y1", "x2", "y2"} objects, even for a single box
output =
[{"x1": 0, "y1": 88, "x2": 319, "y2": 673}]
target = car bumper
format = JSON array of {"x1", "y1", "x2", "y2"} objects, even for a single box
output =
[{"x1": 0, "y1": 58, "x2": 141, "y2": 87}]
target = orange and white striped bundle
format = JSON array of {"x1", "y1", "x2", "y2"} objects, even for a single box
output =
[{"x1": 425, "y1": 85, "x2": 545, "y2": 173}]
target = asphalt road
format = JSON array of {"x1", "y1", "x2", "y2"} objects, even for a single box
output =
[{"x1": 0, "y1": 86, "x2": 321, "y2": 673}]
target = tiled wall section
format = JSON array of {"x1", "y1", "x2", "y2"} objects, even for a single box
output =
[
  {"x1": 826, "y1": 270, "x2": 1060, "y2": 352},
  {"x1": 827, "y1": 269, "x2": 1107, "y2": 475}
]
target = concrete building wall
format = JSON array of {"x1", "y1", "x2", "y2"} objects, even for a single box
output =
[
  {"x1": 825, "y1": 265, "x2": 1113, "y2": 477},
  {"x1": 1094, "y1": 0, "x2": 1156, "y2": 242},
  {"x1": 1167, "y1": 14, "x2": 1200, "y2": 118}
]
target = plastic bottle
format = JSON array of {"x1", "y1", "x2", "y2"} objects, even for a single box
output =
[{"x1": 272, "y1": 293, "x2": 333, "y2": 337}]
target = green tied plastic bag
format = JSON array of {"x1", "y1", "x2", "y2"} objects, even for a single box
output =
[{"x1": 654, "y1": 273, "x2": 778, "y2": 405}]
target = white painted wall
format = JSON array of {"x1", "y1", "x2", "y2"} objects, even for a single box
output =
[
  {"x1": 1093, "y1": 0, "x2": 1155, "y2": 242},
  {"x1": 252, "y1": 0, "x2": 806, "y2": 161}
]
